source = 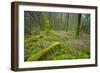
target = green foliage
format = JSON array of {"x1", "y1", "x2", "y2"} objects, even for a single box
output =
[
  {"x1": 27, "y1": 42, "x2": 61, "y2": 61},
  {"x1": 24, "y1": 31, "x2": 90, "y2": 61},
  {"x1": 24, "y1": 11, "x2": 90, "y2": 61}
]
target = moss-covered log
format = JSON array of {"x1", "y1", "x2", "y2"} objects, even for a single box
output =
[{"x1": 27, "y1": 42, "x2": 61, "y2": 61}]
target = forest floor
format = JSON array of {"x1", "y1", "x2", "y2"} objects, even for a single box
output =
[{"x1": 24, "y1": 30, "x2": 90, "y2": 61}]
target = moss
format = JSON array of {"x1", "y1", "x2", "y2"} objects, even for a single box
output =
[
  {"x1": 24, "y1": 31, "x2": 90, "y2": 61},
  {"x1": 27, "y1": 42, "x2": 61, "y2": 61}
]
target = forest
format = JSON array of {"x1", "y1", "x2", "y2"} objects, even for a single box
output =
[{"x1": 24, "y1": 11, "x2": 90, "y2": 61}]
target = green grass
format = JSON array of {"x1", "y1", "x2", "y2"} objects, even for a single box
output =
[{"x1": 24, "y1": 30, "x2": 90, "y2": 61}]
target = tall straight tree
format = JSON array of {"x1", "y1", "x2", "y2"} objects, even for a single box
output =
[
  {"x1": 43, "y1": 13, "x2": 50, "y2": 35},
  {"x1": 66, "y1": 14, "x2": 69, "y2": 32},
  {"x1": 76, "y1": 14, "x2": 82, "y2": 37}
]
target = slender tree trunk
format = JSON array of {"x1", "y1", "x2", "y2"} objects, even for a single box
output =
[
  {"x1": 66, "y1": 14, "x2": 69, "y2": 32},
  {"x1": 76, "y1": 14, "x2": 82, "y2": 37}
]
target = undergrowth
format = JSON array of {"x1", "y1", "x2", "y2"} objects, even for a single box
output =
[{"x1": 24, "y1": 31, "x2": 90, "y2": 61}]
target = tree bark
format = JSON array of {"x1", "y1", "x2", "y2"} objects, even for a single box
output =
[{"x1": 76, "y1": 14, "x2": 82, "y2": 37}]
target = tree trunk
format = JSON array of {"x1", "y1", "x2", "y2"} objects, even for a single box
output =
[
  {"x1": 66, "y1": 14, "x2": 69, "y2": 31},
  {"x1": 43, "y1": 13, "x2": 50, "y2": 35},
  {"x1": 76, "y1": 14, "x2": 82, "y2": 37}
]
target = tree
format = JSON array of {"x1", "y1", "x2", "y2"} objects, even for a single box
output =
[
  {"x1": 66, "y1": 14, "x2": 69, "y2": 31},
  {"x1": 81, "y1": 14, "x2": 90, "y2": 33},
  {"x1": 43, "y1": 13, "x2": 50, "y2": 35},
  {"x1": 76, "y1": 14, "x2": 82, "y2": 37}
]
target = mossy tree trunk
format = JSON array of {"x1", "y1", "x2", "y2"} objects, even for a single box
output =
[
  {"x1": 43, "y1": 13, "x2": 50, "y2": 35},
  {"x1": 76, "y1": 14, "x2": 82, "y2": 37}
]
